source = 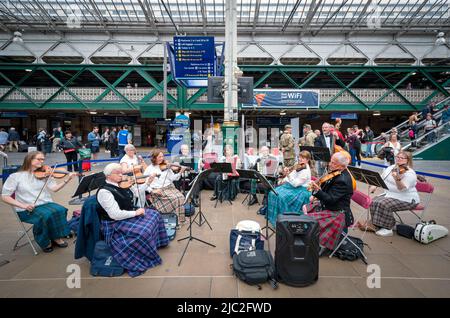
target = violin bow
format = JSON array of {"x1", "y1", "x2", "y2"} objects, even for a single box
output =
[
  {"x1": 131, "y1": 164, "x2": 144, "y2": 208},
  {"x1": 33, "y1": 164, "x2": 58, "y2": 206}
]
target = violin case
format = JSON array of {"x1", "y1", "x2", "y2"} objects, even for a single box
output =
[{"x1": 414, "y1": 221, "x2": 448, "y2": 244}]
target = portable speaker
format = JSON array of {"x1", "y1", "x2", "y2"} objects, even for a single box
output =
[{"x1": 275, "y1": 214, "x2": 320, "y2": 287}]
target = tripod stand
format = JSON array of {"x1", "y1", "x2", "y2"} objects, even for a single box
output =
[{"x1": 177, "y1": 169, "x2": 216, "y2": 266}]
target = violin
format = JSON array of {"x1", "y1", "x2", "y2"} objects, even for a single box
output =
[
  {"x1": 119, "y1": 173, "x2": 160, "y2": 189},
  {"x1": 34, "y1": 165, "x2": 79, "y2": 179},
  {"x1": 159, "y1": 160, "x2": 192, "y2": 173},
  {"x1": 395, "y1": 164, "x2": 409, "y2": 175},
  {"x1": 280, "y1": 162, "x2": 307, "y2": 178},
  {"x1": 307, "y1": 170, "x2": 342, "y2": 191}
]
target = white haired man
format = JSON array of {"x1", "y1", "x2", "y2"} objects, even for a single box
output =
[
  {"x1": 96, "y1": 163, "x2": 168, "y2": 277},
  {"x1": 306, "y1": 152, "x2": 355, "y2": 256}
]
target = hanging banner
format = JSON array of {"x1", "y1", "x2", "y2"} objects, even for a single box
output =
[{"x1": 243, "y1": 89, "x2": 320, "y2": 109}]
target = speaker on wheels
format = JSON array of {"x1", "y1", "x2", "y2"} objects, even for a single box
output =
[{"x1": 275, "y1": 214, "x2": 319, "y2": 287}]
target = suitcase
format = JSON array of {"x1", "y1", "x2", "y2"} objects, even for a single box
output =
[
  {"x1": 2, "y1": 165, "x2": 21, "y2": 184},
  {"x1": 18, "y1": 141, "x2": 29, "y2": 152},
  {"x1": 414, "y1": 221, "x2": 448, "y2": 244},
  {"x1": 161, "y1": 212, "x2": 178, "y2": 241}
]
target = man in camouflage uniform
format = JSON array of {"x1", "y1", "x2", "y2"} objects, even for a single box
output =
[{"x1": 279, "y1": 124, "x2": 295, "y2": 168}]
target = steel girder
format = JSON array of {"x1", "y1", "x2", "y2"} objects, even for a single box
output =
[{"x1": 0, "y1": 64, "x2": 449, "y2": 113}]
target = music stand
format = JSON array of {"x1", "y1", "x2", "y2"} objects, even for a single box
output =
[
  {"x1": 69, "y1": 172, "x2": 106, "y2": 205},
  {"x1": 347, "y1": 166, "x2": 388, "y2": 240},
  {"x1": 237, "y1": 169, "x2": 278, "y2": 251},
  {"x1": 210, "y1": 162, "x2": 234, "y2": 207},
  {"x1": 300, "y1": 146, "x2": 331, "y2": 162},
  {"x1": 178, "y1": 169, "x2": 216, "y2": 266}
]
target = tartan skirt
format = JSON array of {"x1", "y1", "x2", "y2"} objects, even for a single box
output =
[
  {"x1": 370, "y1": 196, "x2": 419, "y2": 230},
  {"x1": 147, "y1": 184, "x2": 186, "y2": 222},
  {"x1": 267, "y1": 184, "x2": 311, "y2": 227},
  {"x1": 307, "y1": 210, "x2": 346, "y2": 250},
  {"x1": 101, "y1": 208, "x2": 169, "y2": 277},
  {"x1": 17, "y1": 202, "x2": 70, "y2": 249}
]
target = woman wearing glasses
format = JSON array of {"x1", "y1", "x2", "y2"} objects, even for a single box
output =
[
  {"x1": 1, "y1": 151, "x2": 78, "y2": 252},
  {"x1": 362, "y1": 151, "x2": 419, "y2": 237}
]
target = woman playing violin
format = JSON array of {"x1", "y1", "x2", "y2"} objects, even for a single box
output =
[
  {"x1": 119, "y1": 144, "x2": 148, "y2": 207},
  {"x1": 144, "y1": 150, "x2": 187, "y2": 223},
  {"x1": 266, "y1": 151, "x2": 313, "y2": 227},
  {"x1": 360, "y1": 150, "x2": 419, "y2": 237},
  {"x1": 1, "y1": 151, "x2": 77, "y2": 253}
]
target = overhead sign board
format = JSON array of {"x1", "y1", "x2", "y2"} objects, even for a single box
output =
[
  {"x1": 243, "y1": 89, "x2": 320, "y2": 109},
  {"x1": 173, "y1": 36, "x2": 216, "y2": 81}
]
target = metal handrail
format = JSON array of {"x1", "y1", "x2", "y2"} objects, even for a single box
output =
[
  {"x1": 373, "y1": 96, "x2": 450, "y2": 142},
  {"x1": 402, "y1": 121, "x2": 450, "y2": 152}
]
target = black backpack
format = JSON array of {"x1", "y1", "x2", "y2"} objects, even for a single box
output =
[
  {"x1": 333, "y1": 236, "x2": 368, "y2": 264},
  {"x1": 232, "y1": 250, "x2": 278, "y2": 289}
]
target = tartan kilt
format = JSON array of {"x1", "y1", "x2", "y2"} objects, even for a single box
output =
[
  {"x1": 147, "y1": 184, "x2": 186, "y2": 222},
  {"x1": 101, "y1": 208, "x2": 169, "y2": 277},
  {"x1": 370, "y1": 196, "x2": 419, "y2": 230},
  {"x1": 17, "y1": 202, "x2": 70, "y2": 249},
  {"x1": 307, "y1": 210, "x2": 345, "y2": 250},
  {"x1": 267, "y1": 183, "x2": 310, "y2": 227}
]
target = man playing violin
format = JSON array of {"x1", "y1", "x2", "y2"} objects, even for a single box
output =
[
  {"x1": 96, "y1": 163, "x2": 168, "y2": 277},
  {"x1": 360, "y1": 150, "x2": 419, "y2": 237},
  {"x1": 1, "y1": 151, "x2": 78, "y2": 253},
  {"x1": 306, "y1": 152, "x2": 354, "y2": 256},
  {"x1": 144, "y1": 150, "x2": 188, "y2": 224}
]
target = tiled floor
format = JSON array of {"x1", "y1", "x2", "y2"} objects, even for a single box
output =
[{"x1": 0, "y1": 151, "x2": 449, "y2": 298}]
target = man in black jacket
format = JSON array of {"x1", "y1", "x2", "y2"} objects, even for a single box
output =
[
  {"x1": 307, "y1": 152, "x2": 354, "y2": 255},
  {"x1": 314, "y1": 122, "x2": 346, "y2": 175}
]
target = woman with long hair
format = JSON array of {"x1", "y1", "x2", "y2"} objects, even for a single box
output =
[
  {"x1": 144, "y1": 150, "x2": 187, "y2": 223},
  {"x1": 361, "y1": 151, "x2": 419, "y2": 237},
  {"x1": 267, "y1": 150, "x2": 313, "y2": 227},
  {"x1": 1, "y1": 151, "x2": 77, "y2": 252}
]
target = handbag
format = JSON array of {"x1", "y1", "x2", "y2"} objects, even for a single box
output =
[{"x1": 77, "y1": 148, "x2": 92, "y2": 159}]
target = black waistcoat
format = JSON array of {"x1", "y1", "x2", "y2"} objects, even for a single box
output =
[{"x1": 96, "y1": 183, "x2": 134, "y2": 221}]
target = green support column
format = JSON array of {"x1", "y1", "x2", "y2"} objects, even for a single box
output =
[
  {"x1": 177, "y1": 86, "x2": 187, "y2": 111},
  {"x1": 222, "y1": 121, "x2": 240, "y2": 155}
]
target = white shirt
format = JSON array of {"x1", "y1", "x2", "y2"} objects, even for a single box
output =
[
  {"x1": 324, "y1": 135, "x2": 332, "y2": 150},
  {"x1": 381, "y1": 165, "x2": 420, "y2": 204},
  {"x1": 144, "y1": 164, "x2": 180, "y2": 190},
  {"x1": 283, "y1": 165, "x2": 311, "y2": 188},
  {"x1": 119, "y1": 154, "x2": 139, "y2": 168},
  {"x1": 1, "y1": 171, "x2": 57, "y2": 211},
  {"x1": 97, "y1": 181, "x2": 137, "y2": 220}
]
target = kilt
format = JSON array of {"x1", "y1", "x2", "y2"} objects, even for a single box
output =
[
  {"x1": 101, "y1": 208, "x2": 169, "y2": 277},
  {"x1": 147, "y1": 184, "x2": 186, "y2": 222},
  {"x1": 307, "y1": 210, "x2": 345, "y2": 250},
  {"x1": 17, "y1": 202, "x2": 70, "y2": 249},
  {"x1": 267, "y1": 183, "x2": 310, "y2": 227},
  {"x1": 370, "y1": 196, "x2": 418, "y2": 230}
]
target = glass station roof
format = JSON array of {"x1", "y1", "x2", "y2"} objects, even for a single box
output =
[{"x1": 0, "y1": 0, "x2": 449, "y2": 34}]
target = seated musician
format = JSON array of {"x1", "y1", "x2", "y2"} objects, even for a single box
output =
[
  {"x1": 240, "y1": 146, "x2": 271, "y2": 206},
  {"x1": 173, "y1": 144, "x2": 200, "y2": 206},
  {"x1": 267, "y1": 150, "x2": 313, "y2": 227},
  {"x1": 96, "y1": 163, "x2": 168, "y2": 277},
  {"x1": 307, "y1": 152, "x2": 354, "y2": 256},
  {"x1": 119, "y1": 144, "x2": 147, "y2": 207},
  {"x1": 360, "y1": 150, "x2": 419, "y2": 237},
  {"x1": 210, "y1": 144, "x2": 241, "y2": 202},
  {"x1": 1, "y1": 151, "x2": 77, "y2": 252},
  {"x1": 144, "y1": 150, "x2": 187, "y2": 223}
]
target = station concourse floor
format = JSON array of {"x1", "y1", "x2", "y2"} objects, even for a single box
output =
[{"x1": 0, "y1": 150, "x2": 449, "y2": 298}]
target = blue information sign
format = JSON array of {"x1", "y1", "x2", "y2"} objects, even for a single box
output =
[
  {"x1": 173, "y1": 36, "x2": 216, "y2": 80},
  {"x1": 243, "y1": 89, "x2": 320, "y2": 109}
]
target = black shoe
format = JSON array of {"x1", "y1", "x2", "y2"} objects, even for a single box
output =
[
  {"x1": 53, "y1": 240, "x2": 68, "y2": 248},
  {"x1": 248, "y1": 195, "x2": 258, "y2": 206},
  {"x1": 210, "y1": 195, "x2": 217, "y2": 201},
  {"x1": 192, "y1": 198, "x2": 199, "y2": 207},
  {"x1": 43, "y1": 246, "x2": 54, "y2": 253}
]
